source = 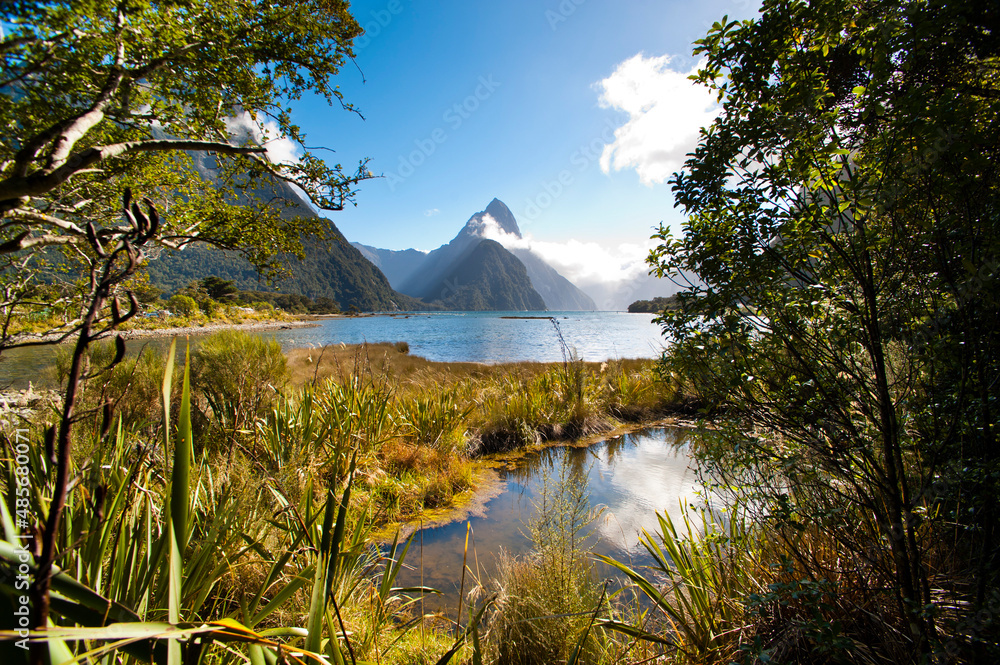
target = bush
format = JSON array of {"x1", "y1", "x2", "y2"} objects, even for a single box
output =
[
  {"x1": 167, "y1": 294, "x2": 198, "y2": 317},
  {"x1": 200, "y1": 298, "x2": 219, "y2": 317},
  {"x1": 484, "y1": 458, "x2": 607, "y2": 664},
  {"x1": 54, "y1": 339, "x2": 170, "y2": 433},
  {"x1": 192, "y1": 330, "x2": 288, "y2": 448}
]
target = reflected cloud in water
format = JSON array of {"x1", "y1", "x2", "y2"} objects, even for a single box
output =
[{"x1": 394, "y1": 426, "x2": 711, "y2": 613}]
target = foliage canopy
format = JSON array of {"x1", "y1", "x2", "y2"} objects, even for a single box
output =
[
  {"x1": 652, "y1": 0, "x2": 1000, "y2": 660},
  {"x1": 0, "y1": 0, "x2": 370, "y2": 344}
]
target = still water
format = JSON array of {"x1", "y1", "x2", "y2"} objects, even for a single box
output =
[
  {"x1": 394, "y1": 427, "x2": 708, "y2": 614},
  {"x1": 275, "y1": 311, "x2": 663, "y2": 363},
  {"x1": 0, "y1": 311, "x2": 664, "y2": 389}
]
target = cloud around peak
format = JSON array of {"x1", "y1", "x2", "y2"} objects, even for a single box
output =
[
  {"x1": 224, "y1": 112, "x2": 302, "y2": 166},
  {"x1": 597, "y1": 54, "x2": 719, "y2": 186},
  {"x1": 476, "y1": 214, "x2": 656, "y2": 287}
]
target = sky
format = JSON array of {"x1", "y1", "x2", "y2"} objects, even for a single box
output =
[{"x1": 278, "y1": 0, "x2": 761, "y2": 288}]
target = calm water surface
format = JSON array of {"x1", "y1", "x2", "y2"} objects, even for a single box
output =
[
  {"x1": 275, "y1": 311, "x2": 663, "y2": 363},
  {"x1": 1, "y1": 311, "x2": 664, "y2": 389},
  {"x1": 395, "y1": 427, "x2": 709, "y2": 613}
]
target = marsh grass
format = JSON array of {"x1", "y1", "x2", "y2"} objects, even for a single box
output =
[
  {"x1": 285, "y1": 342, "x2": 689, "y2": 459},
  {"x1": 49, "y1": 338, "x2": 690, "y2": 531},
  {"x1": 485, "y1": 470, "x2": 602, "y2": 663},
  {"x1": 474, "y1": 456, "x2": 642, "y2": 665},
  {"x1": 192, "y1": 330, "x2": 287, "y2": 451},
  {"x1": 55, "y1": 338, "x2": 173, "y2": 434},
  {"x1": 2, "y1": 333, "x2": 702, "y2": 664},
  {"x1": 598, "y1": 504, "x2": 762, "y2": 664}
]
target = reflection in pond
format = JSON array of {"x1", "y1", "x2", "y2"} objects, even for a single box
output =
[{"x1": 394, "y1": 427, "x2": 708, "y2": 614}]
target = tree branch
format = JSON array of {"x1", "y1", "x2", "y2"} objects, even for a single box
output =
[
  {"x1": 0, "y1": 140, "x2": 266, "y2": 208},
  {"x1": 46, "y1": 37, "x2": 126, "y2": 171},
  {"x1": 5, "y1": 208, "x2": 86, "y2": 235},
  {"x1": 0, "y1": 232, "x2": 76, "y2": 254}
]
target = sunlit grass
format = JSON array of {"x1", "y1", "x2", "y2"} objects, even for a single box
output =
[{"x1": 2, "y1": 332, "x2": 703, "y2": 664}]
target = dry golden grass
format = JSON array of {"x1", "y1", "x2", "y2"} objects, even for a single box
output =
[{"x1": 286, "y1": 342, "x2": 657, "y2": 396}]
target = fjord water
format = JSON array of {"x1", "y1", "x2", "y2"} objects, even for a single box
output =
[
  {"x1": 395, "y1": 427, "x2": 707, "y2": 613},
  {"x1": 0, "y1": 311, "x2": 663, "y2": 388},
  {"x1": 272, "y1": 311, "x2": 664, "y2": 363}
]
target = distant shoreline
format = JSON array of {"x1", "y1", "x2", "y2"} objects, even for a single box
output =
[
  {"x1": 111, "y1": 318, "x2": 321, "y2": 341},
  {"x1": 8, "y1": 317, "x2": 321, "y2": 346}
]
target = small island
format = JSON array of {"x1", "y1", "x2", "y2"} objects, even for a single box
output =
[{"x1": 626, "y1": 294, "x2": 681, "y2": 313}]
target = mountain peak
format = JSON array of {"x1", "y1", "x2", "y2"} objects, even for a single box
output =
[{"x1": 463, "y1": 198, "x2": 522, "y2": 239}]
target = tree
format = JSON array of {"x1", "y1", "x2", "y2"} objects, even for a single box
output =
[
  {"x1": 0, "y1": 0, "x2": 371, "y2": 347},
  {"x1": 200, "y1": 276, "x2": 238, "y2": 302},
  {"x1": 167, "y1": 293, "x2": 198, "y2": 317},
  {"x1": 652, "y1": 0, "x2": 1000, "y2": 660},
  {"x1": 0, "y1": 2, "x2": 371, "y2": 650}
]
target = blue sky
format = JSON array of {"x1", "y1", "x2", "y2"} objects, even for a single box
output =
[{"x1": 279, "y1": 0, "x2": 760, "y2": 287}]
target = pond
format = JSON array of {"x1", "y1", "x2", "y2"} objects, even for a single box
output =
[{"x1": 392, "y1": 426, "x2": 711, "y2": 614}]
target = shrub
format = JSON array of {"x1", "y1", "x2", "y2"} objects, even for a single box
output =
[
  {"x1": 54, "y1": 338, "x2": 169, "y2": 433},
  {"x1": 484, "y1": 458, "x2": 607, "y2": 664},
  {"x1": 192, "y1": 330, "x2": 288, "y2": 448},
  {"x1": 167, "y1": 293, "x2": 198, "y2": 317},
  {"x1": 200, "y1": 298, "x2": 219, "y2": 317}
]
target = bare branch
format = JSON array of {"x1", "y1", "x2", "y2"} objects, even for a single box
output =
[
  {"x1": 46, "y1": 42, "x2": 126, "y2": 171},
  {"x1": 0, "y1": 232, "x2": 76, "y2": 254}
]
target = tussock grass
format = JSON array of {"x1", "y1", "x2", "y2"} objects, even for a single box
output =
[
  {"x1": 288, "y1": 342, "x2": 694, "y2": 459},
  {"x1": 3, "y1": 332, "x2": 705, "y2": 664},
  {"x1": 44, "y1": 338, "x2": 694, "y2": 538},
  {"x1": 473, "y1": 455, "x2": 643, "y2": 665}
]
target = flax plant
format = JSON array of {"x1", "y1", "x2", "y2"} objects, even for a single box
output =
[
  {"x1": 0, "y1": 340, "x2": 426, "y2": 664},
  {"x1": 598, "y1": 503, "x2": 761, "y2": 663}
]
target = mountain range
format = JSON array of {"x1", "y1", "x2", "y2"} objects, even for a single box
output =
[
  {"x1": 144, "y1": 154, "x2": 421, "y2": 311},
  {"x1": 143, "y1": 152, "x2": 599, "y2": 311},
  {"x1": 354, "y1": 198, "x2": 597, "y2": 311}
]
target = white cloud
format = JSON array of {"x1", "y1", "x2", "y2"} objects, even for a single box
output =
[
  {"x1": 598, "y1": 54, "x2": 719, "y2": 186},
  {"x1": 224, "y1": 112, "x2": 302, "y2": 166},
  {"x1": 476, "y1": 216, "x2": 656, "y2": 287},
  {"x1": 424, "y1": 208, "x2": 440, "y2": 217}
]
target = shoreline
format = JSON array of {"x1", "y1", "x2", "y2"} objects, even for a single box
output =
[
  {"x1": 4, "y1": 309, "x2": 454, "y2": 346},
  {"x1": 374, "y1": 416, "x2": 706, "y2": 542},
  {"x1": 8, "y1": 317, "x2": 321, "y2": 346},
  {"x1": 112, "y1": 318, "x2": 320, "y2": 341}
]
